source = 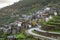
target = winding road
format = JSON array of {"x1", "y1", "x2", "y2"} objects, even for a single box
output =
[{"x1": 26, "y1": 27, "x2": 58, "y2": 40}]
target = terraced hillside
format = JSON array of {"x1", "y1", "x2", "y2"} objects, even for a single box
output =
[{"x1": 41, "y1": 15, "x2": 60, "y2": 32}]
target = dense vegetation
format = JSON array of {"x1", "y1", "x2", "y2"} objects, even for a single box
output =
[
  {"x1": 16, "y1": 31, "x2": 40, "y2": 40},
  {"x1": 0, "y1": 0, "x2": 60, "y2": 25}
]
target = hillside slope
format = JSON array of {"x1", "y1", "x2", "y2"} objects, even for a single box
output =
[{"x1": 0, "y1": 0, "x2": 60, "y2": 25}]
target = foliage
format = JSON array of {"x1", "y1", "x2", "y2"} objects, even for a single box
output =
[
  {"x1": 31, "y1": 20, "x2": 37, "y2": 26},
  {"x1": 16, "y1": 31, "x2": 39, "y2": 40},
  {"x1": 16, "y1": 31, "x2": 26, "y2": 39},
  {"x1": 41, "y1": 16, "x2": 60, "y2": 32}
]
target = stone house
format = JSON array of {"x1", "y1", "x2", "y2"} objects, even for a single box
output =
[
  {"x1": 11, "y1": 24, "x2": 19, "y2": 34},
  {"x1": 7, "y1": 35, "x2": 16, "y2": 40},
  {"x1": 2, "y1": 25, "x2": 11, "y2": 34},
  {"x1": 10, "y1": 21, "x2": 24, "y2": 34}
]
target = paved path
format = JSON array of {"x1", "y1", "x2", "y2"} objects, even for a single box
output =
[
  {"x1": 35, "y1": 28, "x2": 60, "y2": 35},
  {"x1": 26, "y1": 27, "x2": 57, "y2": 40}
]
